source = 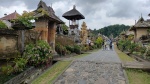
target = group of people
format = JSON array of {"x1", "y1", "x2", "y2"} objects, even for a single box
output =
[{"x1": 102, "y1": 39, "x2": 113, "y2": 50}]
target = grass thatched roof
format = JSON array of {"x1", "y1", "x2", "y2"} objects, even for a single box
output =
[{"x1": 62, "y1": 5, "x2": 85, "y2": 20}]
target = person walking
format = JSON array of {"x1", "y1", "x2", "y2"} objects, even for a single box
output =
[
  {"x1": 109, "y1": 40, "x2": 113, "y2": 50},
  {"x1": 102, "y1": 40, "x2": 105, "y2": 50}
]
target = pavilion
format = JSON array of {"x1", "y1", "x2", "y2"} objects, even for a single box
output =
[{"x1": 62, "y1": 5, "x2": 85, "y2": 42}]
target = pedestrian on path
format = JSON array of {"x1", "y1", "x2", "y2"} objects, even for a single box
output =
[
  {"x1": 102, "y1": 41, "x2": 105, "y2": 50},
  {"x1": 106, "y1": 39, "x2": 110, "y2": 50},
  {"x1": 110, "y1": 40, "x2": 113, "y2": 50}
]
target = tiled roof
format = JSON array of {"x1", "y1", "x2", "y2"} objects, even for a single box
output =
[{"x1": 0, "y1": 11, "x2": 20, "y2": 20}]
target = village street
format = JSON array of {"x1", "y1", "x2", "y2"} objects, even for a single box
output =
[{"x1": 54, "y1": 49, "x2": 126, "y2": 84}]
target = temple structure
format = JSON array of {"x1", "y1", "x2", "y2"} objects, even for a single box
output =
[
  {"x1": 33, "y1": 0, "x2": 63, "y2": 51},
  {"x1": 129, "y1": 16, "x2": 150, "y2": 42},
  {"x1": 62, "y1": 5, "x2": 85, "y2": 42},
  {"x1": 80, "y1": 22, "x2": 88, "y2": 45}
]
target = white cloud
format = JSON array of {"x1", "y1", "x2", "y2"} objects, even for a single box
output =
[
  {"x1": 0, "y1": 3, "x2": 28, "y2": 17},
  {"x1": 0, "y1": 0, "x2": 150, "y2": 30}
]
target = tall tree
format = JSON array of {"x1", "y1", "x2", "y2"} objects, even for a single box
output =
[{"x1": 91, "y1": 24, "x2": 130, "y2": 37}]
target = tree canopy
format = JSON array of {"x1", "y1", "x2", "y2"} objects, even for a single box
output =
[{"x1": 91, "y1": 24, "x2": 130, "y2": 37}]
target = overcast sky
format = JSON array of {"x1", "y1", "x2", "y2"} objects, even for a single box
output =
[{"x1": 0, "y1": 0, "x2": 150, "y2": 29}]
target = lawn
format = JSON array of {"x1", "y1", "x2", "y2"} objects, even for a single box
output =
[
  {"x1": 114, "y1": 44, "x2": 135, "y2": 62},
  {"x1": 31, "y1": 61, "x2": 71, "y2": 84},
  {"x1": 126, "y1": 69, "x2": 150, "y2": 84},
  {"x1": 114, "y1": 43, "x2": 150, "y2": 84}
]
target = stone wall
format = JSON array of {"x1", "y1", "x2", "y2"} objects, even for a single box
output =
[
  {"x1": 0, "y1": 29, "x2": 39, "y2": 59},
  {"x1": 0, "y1": 29, "x2": 19, "y2": 59},
  {"x1": 136, "y1": 28, "x2": 148, "y2": 41}
]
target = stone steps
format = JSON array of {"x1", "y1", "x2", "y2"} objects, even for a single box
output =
[{"x1": 122, "y1": 62, "x2": 150, "y2": 70}]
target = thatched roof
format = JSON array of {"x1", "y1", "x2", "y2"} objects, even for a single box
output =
[
  {"x1": 34, "y1": 1, "x2": 63, "y2": 24},
  {"x1": 130, "y1": 17, "x2": 150, "y2": 31},
  {"x1": 62, "y1": 5, "x2": 85, "y2": 20}
]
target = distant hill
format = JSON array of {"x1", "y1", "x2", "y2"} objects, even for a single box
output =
[{"x1": 91, "y1": 24, "x2": 130, "y2": 38}]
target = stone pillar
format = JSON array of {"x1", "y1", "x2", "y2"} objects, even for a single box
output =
[
  {"x1": 34, "y1": 18, "x2": 48, "y2": 42},
  {"x1": 48, "y1": 21, "x2": 56, "y2": 52}
]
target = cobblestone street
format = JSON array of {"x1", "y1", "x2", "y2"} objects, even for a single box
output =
[{"x1": 54, "y1": 50, "x2": 126, "y2": 84}]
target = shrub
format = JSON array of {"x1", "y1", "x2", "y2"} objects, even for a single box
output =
[
  {"x1": 128, "y1": 43, "x2": 138, "y2": 53},
  {"x1": 139, "y1": 46, "x2": 146, "y2": 54},
  {"x1": 95, "y1": 37, "x2": 103, "y2": 48},
  {"x1": 118, "y1": 40, "x2": 133, "y2": 52},
  {"x1": 55, "y1": 43, "x2": 69, "y2": 56},
  {"x1": 13, "y1": 57, "x2": 27, "y2": 73},
  {"x1": 74, "y1": 45, "x2": 81, "y2": 54},
  {"x1": 81, "y1": 45, "x2": 89, "y2": 52},
  {"x1": 65, "y1": 45, "x2": 74, "y2": 53},
  {"x1": 146, "y1": 48, "x2": 150, "y2": 56},
  {"x1": 1, "y1": 65, "x2": 13, "y2": 75},
  {"x1": 56, "y1": 36, "x2": 75, "y2": 46},
  {"x1": 23, "y1": 40, "x2": 52, "y2": 66},
  {"x1": 90, "y1": 45, "x2": 98, "y2": 50},
  {"x1": 0, "y1": 20, "x2": 7, "y2": 28},
  {"x1": 12, "y1": 11, "x2": 35, "y2": 29}
]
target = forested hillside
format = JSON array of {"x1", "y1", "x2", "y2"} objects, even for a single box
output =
[{"x1": 92, "y1": 24, "x2": 130, "y2": 37}]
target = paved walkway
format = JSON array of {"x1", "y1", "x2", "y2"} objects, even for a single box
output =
[{"x1": 54, "y1": 49, "x2": 126, "y2": 84}]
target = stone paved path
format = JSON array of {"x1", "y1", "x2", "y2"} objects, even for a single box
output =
[{"x1": 54, "y1": 49, "x2": 126, "y2": 84}]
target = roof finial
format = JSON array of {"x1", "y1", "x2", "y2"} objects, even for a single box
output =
[
  {"x1": 51, "y1": 3, "x2": 52, "y2": 7},
  {"x1": 135, "y1": 20, "x2": 136, "y2": 24},
  {"x1": 15, "y1": 10, "x2": 16, "y2": 12},
  {"x1": 73, "y1": 5, "x2": 76, "y2": 9},
  {"x1": 141, "y1": 13, "x2": 142, "y2": 17}
]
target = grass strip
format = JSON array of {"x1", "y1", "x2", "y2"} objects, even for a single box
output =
[
  {"x1": 114, "y1": 44, "x2": 134, "y2": 62},
  {"x1": 126, "y1": 69, "x2": 150, "y2": 84},
  {"x1": 114, "y1": 43, "x2": 150, "y2": 84},
  {"x1": 73, "y1": 53, "x2": 90, "y2": 59},
  {"x1": 32, "y1": 61, "x2": 71, "y2": 84}
]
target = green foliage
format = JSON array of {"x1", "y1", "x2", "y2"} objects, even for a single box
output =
[
  {"x1": 128, "y1": 43, "x2": 138, "y2": 53},
  {"x1": 62, "y1": 24, "x2": 68, "y2": 31},
  {"x1": 92, "y1": 24, "x2": 130, "y2": 37},
  {"x1": 13, "y1": 11, "x2": 35, "y2": 29},
  {"x1": 1, "y1": 65, "x2": 13, "y2": 75},
  {"x1": 95, "y1": 37, "x2": 103, "y2": 48},
  {"x1": 81, "y1": 45, "x2": 89, "y2": 51},
  {"x1": 74, "y1": 45, "x2": 81, "y2": 54},
  {"x1": 118, "y1": 40, "x2": 130, "y2": 51},
  {"x1": 0, "y1": 20, "x2": 7, "y2": 28},
  {"x1": 65, "y1": 45, "x2": 74, "y2": 53},
  {"x1": 61, "y1": 24, "x2": 68, "y2": 35},
  {"x1": 146, "y1": 48, "x2": 150, "y2": 56},
  {"x1": 140, "y1": 47, "x2": 146, "y2": 54},
  {"x1": 55, "y1": 43, "x2": 70, "y2": 56},
  {"x1": 127, "y1": 34, "x2": 134, "y2": 41},
  {"x1": 13, "y1": 57, "x2": 27, "y2": 73},
  {"x1": 23, "y1": 40, "x2": 52, "y2": 66},
  {"x1": 117, "y1": 40, "x2": 138, "y2": 53},
  {"x1": 89, "y1": 45, "x2": 98, "y2": 50}
]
